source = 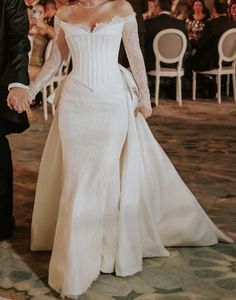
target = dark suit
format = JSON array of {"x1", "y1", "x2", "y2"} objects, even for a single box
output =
[
  {"x1": 145, "y1": 13, "x2": 189, "y2": 71},
  {"x1": 119, "y1": 0, "x2": 148, "y2": 67},
  {"x1": 191, "y1": 16, "x2": 236, "y2": 71},
  {"x1": 128, "y1": 0, "x2": 147, "y2": 34},
  {"x1": 0, "y1": 0, "x2": 30, "y2": 239}
]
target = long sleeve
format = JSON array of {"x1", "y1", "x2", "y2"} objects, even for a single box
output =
[
  {"x1": 6, "y1": 0, "x2": 30, "y2": 85},
  {"x1": 122, "y1": 15, "x2": 151, "y2": 111},
  {"x1": 29, "y1": 16, "x2": 68, "y2": 100}
]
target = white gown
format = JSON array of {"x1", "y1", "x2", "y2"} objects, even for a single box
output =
[{"x1": 29, "y1": 14, "x2": 232, "y2": 299}]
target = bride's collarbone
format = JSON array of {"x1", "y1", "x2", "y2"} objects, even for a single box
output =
[{"x1": 59, "y1": 0, "x2": 130, "y2": 27}]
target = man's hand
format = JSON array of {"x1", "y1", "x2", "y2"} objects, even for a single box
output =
[{"x1": 7, "y1": 88, "x2": 30, "y2": 113}]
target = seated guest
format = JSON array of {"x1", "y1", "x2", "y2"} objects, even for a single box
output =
[
  {"x1": 45, "y1": 0, "x2": 57, "y2": 27},
  {"x1": 186, "y1": 0, "x2": 210, "y2": 40},
  {"x1": 145, "y1": 0, "x2": 190, "y2": 71},
  {"x1": 173, "y1": 0, "x2": 192, "y2": 21},
  {"x1": 143, "y1": 0, "x2": 159, "y2": 20},
  {"x1": 229, "y1": 0, "x2": 236, "y2": 21},
  {"x1": 29, "y1": 3, "x2": 52, "y2": 67},
  {"x1": 190, "y1": 0, "x2": 236, "y2": 72},
  {"x1": 32, "y1": 2, "x2": 55, "y2": 39}
]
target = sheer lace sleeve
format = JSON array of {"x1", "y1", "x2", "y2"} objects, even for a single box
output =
[
  {"x1": 122, "y1": 14, "x2": 151, "y2": 112},
  {"x1": 29, "y1": 16, "x2": 69, "y2": 100}
]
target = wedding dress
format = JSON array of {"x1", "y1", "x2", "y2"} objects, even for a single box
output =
[{"x1": 29, "y1": 13, "x2": 232, "y2": 298}]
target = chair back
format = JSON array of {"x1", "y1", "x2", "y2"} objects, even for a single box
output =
[
  {"x1": 44, "y1": 39, "x2": 53, "y2": 61},
  {"x1": 218, "y1": 28, "x2": 236, "y2": 66},
  {"x1": 153, "y1": 28, "x2": 187, "y2": 68}
]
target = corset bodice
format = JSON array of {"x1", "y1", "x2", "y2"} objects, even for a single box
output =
[{"x1": 60, "y1": 18, "x2": 125, "y2": 90}]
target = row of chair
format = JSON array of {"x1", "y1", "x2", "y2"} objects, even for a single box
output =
[{"x1": 148, "y1": 28, "x2": 236, "y2": 106}]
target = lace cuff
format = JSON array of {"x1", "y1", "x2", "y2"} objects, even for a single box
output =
[
  {"x1": 122, "y1": 15, "x2": 151, "y2": 111},
  {"x1": 29, "y1": 16, "x2": 68, "y2": 100}
]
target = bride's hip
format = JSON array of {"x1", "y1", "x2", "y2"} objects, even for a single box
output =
[{"x1": 60, "y1": 73, "x2": 127, "y2": 104}]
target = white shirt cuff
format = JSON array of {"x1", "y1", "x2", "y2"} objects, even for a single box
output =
[{"x1": 8, "y1": 83, "x2": 29, "y2": 91}]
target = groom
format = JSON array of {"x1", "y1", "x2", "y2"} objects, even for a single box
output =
[{"x1": 0, "y1": 0, "x2": 31, "y2": 240}]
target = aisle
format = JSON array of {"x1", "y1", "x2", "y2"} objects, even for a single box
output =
[{"x1": 0, "y1": 99, "x2": 235, "y2": 300}]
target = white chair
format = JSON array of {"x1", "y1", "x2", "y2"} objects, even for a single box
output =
[
  {"x1": 41, "y1": 40, "x2": 71, "y2": 120},
  {"x1": 28, "y1": 35, "x2": 34, "y2": 62},
  {"x1": 148, "y1": 28, "x2": 187, "y2": 106},
  {"x1": 192, "y1": 28, "x2": 236, "y2": 104}
]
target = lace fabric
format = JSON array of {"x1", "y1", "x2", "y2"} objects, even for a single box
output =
[
  {"x1": 122, "y1": 16, "x2": 152, "y2": 111},
  {"x1": 29, "y1": 17, "x2": 68, "y2": 100}
]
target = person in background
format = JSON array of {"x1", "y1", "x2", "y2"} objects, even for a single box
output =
[
  {"x1": 45, "y1": 0, "x2": 57, "y2": 27},
  {"x1": 31, "y1": 2, "x2": 55, "y2": 38},
  {"x1": 143, "y1": 0, "x2": 159, "y2": 20},
  {"x1": 173, "y1": 0, "x2": 192, "y2": 20},
  {"x1": 145, "y1": 0, "x2": 190, "y2": 71},
  {"x1": 229, "y1": 0, "x2": 236, "y2": 21},
  {"x1": 190, "y1": 0, "x2": 236, "y2": 72},
  {"x1": 30, "y1": 3, "x2": 54, "y2": 67},
  {"x1": 185, "y1": 0, "x2": 236, "y2": 98},
  {"x1": 186, "y1": 0, "x2": 210, "y2": 40},
  {"x1": 0, "y1": 0, "x2": 30, "y2": 241}
]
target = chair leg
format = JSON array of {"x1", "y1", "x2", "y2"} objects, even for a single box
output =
[
  {"x1": 217, "y1": 75, "x2": 221, "y2": 104},
  {"x1": 42, "y1": 88, "x2": 48, "y2": 120},
  {"x1": 192, "y1": 72, "x2": 196, "y2": 100},
  {"x1": 155, "y1": 75, "x2": 160, "y2": 106},
  {"x1": 232, "y1": 71, "x2": 236, "y2": 102},
  {"x1": 226, "y1": 74, "x2": 230, "y2": 96},
  {"x1": 176, "y1": 76, "x2": 182, "y2": 106},
  {"x1": 52, "y1": 104, "x2": 56, "y2": 116}
]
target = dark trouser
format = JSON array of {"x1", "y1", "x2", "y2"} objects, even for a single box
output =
[{"x1": 0, "y1": 118, "x2": 15, "y2": 238}]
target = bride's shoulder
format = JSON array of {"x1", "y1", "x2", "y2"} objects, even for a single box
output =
[{"x1": 111, "y1": 0, "x2": 134, "y2": 16}]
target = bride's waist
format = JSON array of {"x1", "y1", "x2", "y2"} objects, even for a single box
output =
[
  {"x1": 61, "y1": 71, "x2": 127, "y2": 102},
  {"x1": 70, "y1": 65, "x2": 120, "y2": 85}
]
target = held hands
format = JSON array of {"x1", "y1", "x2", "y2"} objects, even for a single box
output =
[{"x1": 7, "y1": 88, "x2": 31, "y2": 113}]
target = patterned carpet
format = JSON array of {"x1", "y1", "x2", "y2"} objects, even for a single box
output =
[{"x1": 0, "y1": 98, "x2": 236, "y2": 300}]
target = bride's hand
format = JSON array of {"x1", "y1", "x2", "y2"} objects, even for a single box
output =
[
  {"x1": 7, "y1": 88, "x2": 31, "y2": 113},
  {"x1": 135, "y1": 106, "x2": 152, "y2": 119}
]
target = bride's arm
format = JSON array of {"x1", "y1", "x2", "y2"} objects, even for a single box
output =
[
  {"x1": 29, "y1": 15, "x2": 69, "y2": 100},
  {"x1": 122, "y1": 13, "x2": 152, "y2": 118}
]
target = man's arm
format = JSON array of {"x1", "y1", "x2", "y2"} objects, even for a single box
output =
[
  {"x1": 6, "y1": 0, "x2": 31, "y2": 112},
  {"x1": 6, "y1": 0, "x2": 30, "y2": 84}
]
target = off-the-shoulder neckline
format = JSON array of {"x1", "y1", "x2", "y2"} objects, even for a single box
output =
[{"x1": 55, "y1": 13, "x2": 136, "y2": 33}]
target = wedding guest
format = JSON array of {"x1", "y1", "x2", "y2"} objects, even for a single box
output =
[
  {"x1": 229, "y1": 0, "x2": 236, "y2": 21},
  {"x1": 145, "y1": 0, "x2": 189, "y2": 71},
  {"x1": 190, "y1": 0, "x2": 236, "y2": 72},
  {"x1": 45, "y1": 0, "x2": 57, "y2": 26},
  {"x1": 186, "y1": 0, "x2": 210, "y2": 40},
  {"x1": 173, "y1": 0, "x2": 192, "y2": 21}
]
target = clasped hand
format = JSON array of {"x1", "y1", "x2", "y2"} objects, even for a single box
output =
[{"x1": 7, "y1": 88, "x2": 31, "y2": 113}]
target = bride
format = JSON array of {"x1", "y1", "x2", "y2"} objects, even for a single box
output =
[{"x1": 14, "y1": 0, "x2": 232, "y2": 298}]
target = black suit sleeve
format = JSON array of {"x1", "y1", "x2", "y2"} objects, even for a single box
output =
[
  {"x1": 5, "y1": 0, "x2": 30, "y2": 85},
  {"x1": 141, "y1": 0, "x2": 148, "y2": 13}
]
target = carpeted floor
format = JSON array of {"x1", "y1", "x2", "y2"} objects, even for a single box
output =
[{"x1": 0, "y1": 98, "x2": 236, "y2": 300}]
